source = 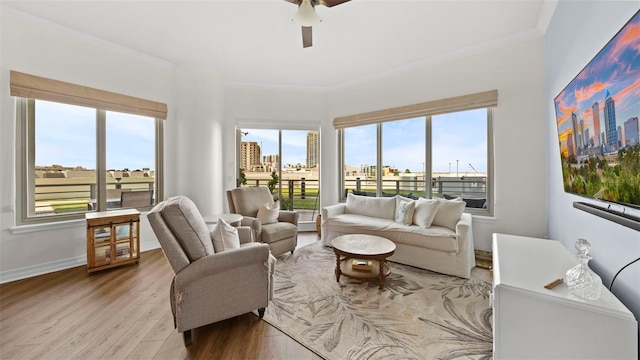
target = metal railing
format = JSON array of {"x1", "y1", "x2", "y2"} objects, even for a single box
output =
[
  {"x1": 240, "y1": 178, "x2": 320, "y2": 222},
  {"x1": 344, "y1": 176, "x2": 487, "y2": 209},
  {"x1": 33, "y1": 180, "x2": 155, "y2": 215}
]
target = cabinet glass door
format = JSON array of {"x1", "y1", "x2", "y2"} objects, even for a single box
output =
[{"x1": 92, "y1": 227, "x2": 111, "y2": 266}]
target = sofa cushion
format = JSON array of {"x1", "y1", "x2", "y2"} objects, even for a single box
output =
[
  {"x1": 432, "y1": 198, "x2": 466, "y2": 230},
  {"x1": 160, "y1": 196, "x2": 214, "y2": 261},
  {"x1": 413, "y1": 198, "x2": 441, "y2": 228},
  {"x1": 257, "y1": 201, "x2": 279, "y2": 224},
  {"x1": 345, "y1": 193, "x2": 396, "y2": 219},
  {"x1": 211, "y1": 218, "x2": 241, "y2": 252},
  {"x1": 324, "y1": 214, "x2": 458, "y2": 253},
  {"x1": 394, "y1": 196, "x2": 415, "y2": 225},
  {"x1": 261, "y1": 222, "x2": 297, "y2": 244}
]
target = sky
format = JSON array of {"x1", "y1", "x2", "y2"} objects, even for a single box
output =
[
  {"x1": 35, "y1": 100, "x2": 155, "y2": 171},
  {"x1": 37, "y1": 100, "x2": 487, "y2": 175},
  {"x1": 242, "y1": 108, "x2": 488, "y2": 174},
  {"x1": 554, "y1": 11, "x2": 640, "y2": 155}
]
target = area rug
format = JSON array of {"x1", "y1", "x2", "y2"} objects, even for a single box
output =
[{"x1": 263, "y1": 242, "x2": 493, "y2": 360}]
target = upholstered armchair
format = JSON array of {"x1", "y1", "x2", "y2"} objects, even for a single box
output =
[
  {"x1": 147, "y1": 195, "x2": 275, "y2": 346},
  {"x1": 226, "y1": 187, "x2": 299, "y2": 256}
]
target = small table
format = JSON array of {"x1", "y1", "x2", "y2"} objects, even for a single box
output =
[
  {"x1": 203, "y1": 213, "x2": 243, "y2": 229},
  {"x1": 331, "y1": 234, "x2": 396, "y2": 289}
]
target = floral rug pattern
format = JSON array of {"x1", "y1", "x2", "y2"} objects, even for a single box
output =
[{"x1": 263, "y1": 242, "x2": 493, "y2": 360}]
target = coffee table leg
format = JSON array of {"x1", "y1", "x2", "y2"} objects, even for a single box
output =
[
  {"x1": 335, "y1": 253, "x2": 341, "y2": 282},
  {"x1": 378, "y1": 259, "x2": 385, "y2": 289}
]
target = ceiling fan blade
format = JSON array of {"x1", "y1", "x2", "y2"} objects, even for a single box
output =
[
  {"x1": 318, "y1": 0, "x2": 350, "y2": 7},
  {"x1": 302, "y1": 26, "x2": 312, "y2": 48}
]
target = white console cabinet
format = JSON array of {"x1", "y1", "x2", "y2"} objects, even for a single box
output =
[{"x1": 492, "y1": 233, "x2": 637, "y2": 359}]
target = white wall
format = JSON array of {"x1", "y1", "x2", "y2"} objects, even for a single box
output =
[
  {"x1": 545, "y1": 1, "x2": 640, "y2": 330},
  {"x1": 326, "y1": 37, "x2": 548, "y2": 251},
  {"x1": 0, "y1": 10, "x2": 172, "y2": 281}
]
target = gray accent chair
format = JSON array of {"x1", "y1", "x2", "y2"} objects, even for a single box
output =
[
  {"x1": 226, "y1": 187, "x2": 299, "y2": 256},
  {"x1": 147, "y1": 195, "x2": 275, "y2": 346}
]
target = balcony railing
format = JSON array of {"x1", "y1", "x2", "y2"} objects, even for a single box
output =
[
  {"x1": 344, "y1": 176, "x2": 487, "y2": 209},
  {"x1": 33, "y1": 180, "x2": 155, "y2": 216},
  {"x1": 240, "y1": 178, "x2": 320, "y2": 222}
]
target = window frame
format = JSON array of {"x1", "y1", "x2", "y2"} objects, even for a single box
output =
[
  {"x1": 235, "y1": 125, "x2": 321, "y2": 225},
  {"x1": 15, "y1": 98, "x2": 164, "y2": 225},
  {"x1": 339, "y1": 107, "x2": 494, "y2": 216}
]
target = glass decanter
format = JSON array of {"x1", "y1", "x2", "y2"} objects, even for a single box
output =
[{"x1": 564, "y1": 239, "x2": 602, "y2": 300}]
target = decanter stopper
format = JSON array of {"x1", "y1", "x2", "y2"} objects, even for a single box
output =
[{"x1": 564, "y1": 239, "x2": 602, "y2": 300}]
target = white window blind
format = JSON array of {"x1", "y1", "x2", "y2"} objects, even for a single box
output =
[
  {"x1": 10, "y1": 70, "x2": 167, "y2": 119},
  {"x1": 333, "y1": 90, "x2": 497, "y2": 129}
]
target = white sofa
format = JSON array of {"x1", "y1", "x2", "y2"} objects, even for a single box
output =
[{"x1": 321, "y1": 193, "x2": 475, "y2": 278}]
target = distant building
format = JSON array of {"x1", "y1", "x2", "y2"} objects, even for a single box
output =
[
  {"x1": 592, "y1": 101, "x2": 601, "y2": 147},
  {"x1": 262, "y1": 154, "x2": 279, "y2": 173},
  {"x1": 604, "y1": 90, "x2": 618, "y2": 149},
  {"x1": 624, "y1": 117, "x2": 639, "y2": 147},
  {"x1": 617, "y1": 125, "x2": 623, "y2": 148},
  {"x1": 571, "y1": 112, "x2": 580, "y2": 153},
  {"x1": 579, "y1": 119, "x2": 585, "y2": 149},
  {"x1": 241, "y1": 141, "x2": 262, "y2": 171},
  {"x1": 567, "y1": 133, "x2": 575, "y2": 159},
  {"x1": 306, "y1": 130, "x2": 319, "y2": 168}
]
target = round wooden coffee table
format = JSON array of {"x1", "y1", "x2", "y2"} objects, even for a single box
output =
[{"x1": 331, "y1": 234, "x2": 396, "y2": 289}]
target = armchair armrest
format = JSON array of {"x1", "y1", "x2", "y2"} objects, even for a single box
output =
[
  {"x1": 278, "y1": 210, "x2": 299, "y2": 225},
  {"x1": 237, "y1": 226, "x2": 253, "y2": 244},
  {"x1": 174, "y1": 242, "x2": 270, "y2": 290},
  {"x1": 240, "y1": 216, "x2": 262, "y2": 242}
]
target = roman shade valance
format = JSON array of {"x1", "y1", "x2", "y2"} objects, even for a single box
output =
[
  {"x1": 333, "y1": 89, "x2": 498, "y2": 129},
  {"x1": 10, "y1": 70, "x2": 168, "y2": 119}
]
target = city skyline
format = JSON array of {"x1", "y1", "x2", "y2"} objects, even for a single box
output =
[
  {"x1": 555, "y1": 11, "x2": 640, "y2": 157},
  {"x1": 241, "y1": 108, "x2": 488, "y2": 175}
]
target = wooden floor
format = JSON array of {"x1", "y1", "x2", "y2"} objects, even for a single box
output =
[{"x1": 0, "y1": 232, "x2": 322, "y2": 360}]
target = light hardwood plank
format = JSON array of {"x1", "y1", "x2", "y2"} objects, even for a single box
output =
[{"x1": 0, "y1": 232, "x2": 321, "y2": 360}]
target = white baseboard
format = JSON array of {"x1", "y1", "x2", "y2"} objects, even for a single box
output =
[{"x1": 0, "y1": 241, "x2": 161, "y2": 284}]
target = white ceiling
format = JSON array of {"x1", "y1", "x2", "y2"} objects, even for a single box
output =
[{"x1": 1, "y1": 0, "x2": 553, "y2": 88}]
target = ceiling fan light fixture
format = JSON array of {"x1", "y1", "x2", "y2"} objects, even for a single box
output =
[{"x1": 292, "y1": 0, "x2": 321, "y2": 26}]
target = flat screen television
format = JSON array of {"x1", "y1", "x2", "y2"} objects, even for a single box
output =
[{"x1": 554, "y1": 10, "x2": 640, "y2": 225}]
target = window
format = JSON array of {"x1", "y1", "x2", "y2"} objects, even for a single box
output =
[
  {"x1": 382, "y1": 118, "x2": 426, "y2": 198},
  {"x1": 12, "y1": 71, "x2": 166, "y2": 225},
  {"x1": 237, "y1": 127, "x2": 320, "y2": 224},
  {"x1": 343, "y1": 124, "x2": 376, "y2": 197},
  {"x1": 432, "y1": 109, "x2": 489, "y2": 211},
  {"x1": 337, "y1": 90, "x2": 496, "y2": 215}
]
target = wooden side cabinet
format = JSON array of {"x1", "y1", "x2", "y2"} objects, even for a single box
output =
[{"x1": 86, "y1": 209, "x2": 140, "y2": 274}]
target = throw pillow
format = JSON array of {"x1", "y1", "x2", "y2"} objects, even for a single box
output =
[
  {"x1": 257, "y1": 201, "x2": 279, "y2": 224},
  {"x1": 345, "y1": 193, "x2": 396, "y2": 219},
  {"x1": 432, "y1": 198, "x2": 466, "y2": 230},
  {"x1": 394, "y1": 196, "x2": 415, "y2": 225},
  {"x1": 211, "y1": 218, "x2": 240, "y2": 252},
  {"x1": 412, "y1": 198, "x2": 441, "y2": 228}
]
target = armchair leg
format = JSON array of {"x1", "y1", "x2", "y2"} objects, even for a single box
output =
[
  {"x1": 182, "y1": 330, "x2": 192, "y2": 346},
  {"x1": 258, "y1": 308, "x2": 265, "y2": 318}
]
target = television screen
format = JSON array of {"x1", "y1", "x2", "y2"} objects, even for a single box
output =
[{"x1": 554, "y1": 10, "x2": 640, "y2": 211}]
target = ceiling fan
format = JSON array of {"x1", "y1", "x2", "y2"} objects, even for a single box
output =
[{"x1": 285, "y1": 0, "x2": 351, "y2": 48}]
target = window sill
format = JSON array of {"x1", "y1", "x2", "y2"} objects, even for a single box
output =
[
  {"x1": 11, "y1": 210, "x2": 150, "y2": 235},
  {"x1": 11, "y1": 218, "x2": 86, "y2": 234}
]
